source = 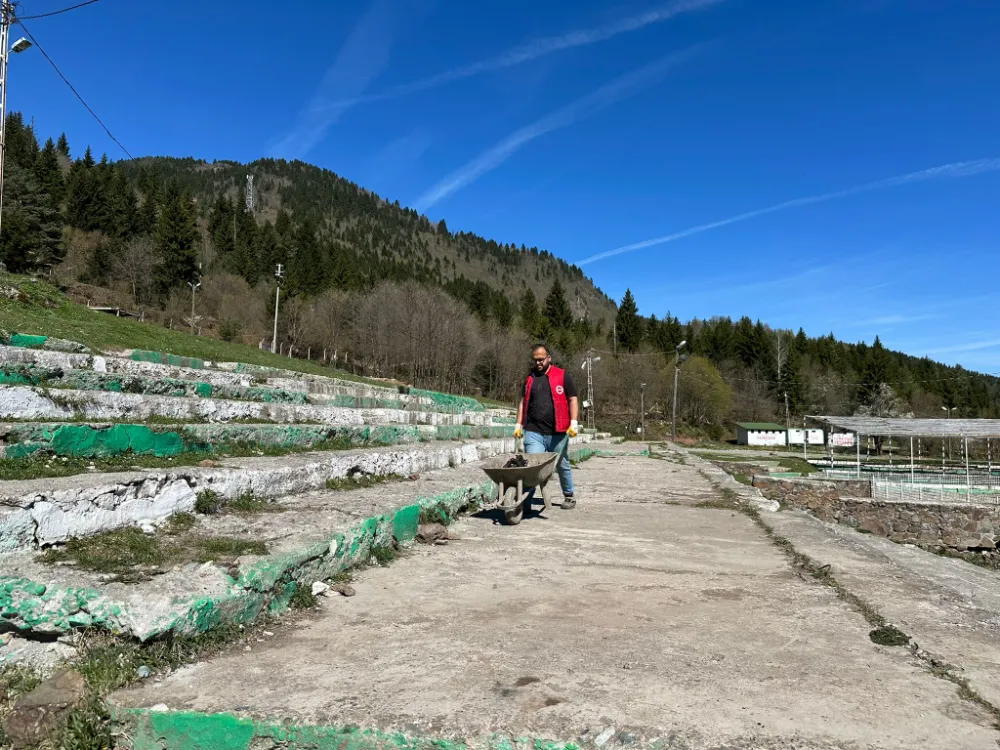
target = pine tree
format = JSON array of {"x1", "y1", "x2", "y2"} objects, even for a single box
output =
[
  {"x1": 65, "y1": 148, "x2": 103, "y2": 231},
  {"x1": 288, "y1": 221, "x2": 326, "y2": 296},
  {"x1": 4, "y1": 113, "x2": 38, "y2": 170},
  {"x1": 543, "y1": 279, "x2": 572, "y2": 331},
  {"x1": 859, "y1": 335, "x2": 893, "y2": 405},
  {"x1": 154, "y1": 185, "x2": 200, "y2": 293},
  {"x1": 56, "y1": 132, "x2": 70, "y2": 158},
  {"x1": 33, "y1": 138, "x2": 65, "y2": 210},
  {"x1": 103, "y1": 168, "x2": 138, "y2": 239},
  {"x1": 519, "y1": 288, "x2": 540, "y2": 337},
  {"x1": 614, "y1": 289, "x2": 643, "y2": 354},
  {"x1": 0, "y1": 160, "x2": 64, "y2": 273}
]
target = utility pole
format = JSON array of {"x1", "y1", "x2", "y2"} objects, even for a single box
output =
[
  {"x1": 640, "y1": 382, "x2": 646, "y2": 438},
  {"x1": 186, "y1": 264, "x2": 201, "y2": 335},
  {"x1": 671, "y1": 340, "x2": 687, "y2": 443},
  {"x1": 271, "y1": 263, "x2": 284, "y2": 353},
  {"x1": 0, "y1": 4, "x2": 32, "y2": 245}
]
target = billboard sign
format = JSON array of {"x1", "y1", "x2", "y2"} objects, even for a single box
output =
[{"x1": 829, "y1": 432, "x2": 856, "y2": 447}]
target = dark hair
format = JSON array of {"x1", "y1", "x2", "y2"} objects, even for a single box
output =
[{"x1": 532, "y1": 343, "x2": 550, "y2": 355}]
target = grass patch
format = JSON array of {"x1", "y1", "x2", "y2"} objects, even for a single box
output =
[
  {"x1": 194, "y1": 489, "x2": 222, "y2": 515},
  {"x1": 226, "y1": 491, "x2": 283, "y2": 515},
  {"x1": 325, "y1": 473, "x2": 405, "y2": 491},
  {"x1": 369, "y1": 542, "x2": 397, "y2": 567},
  {"x1": 869, "y1": 624, "x2": 910, "y2": 647},
  {"x1": 777, "y1": 457, "x2": 817, "y2": 475},
  {"x1": 0, "y1": 275, "x2": 383, "y2": 386},
  {"x1": 38, "y1": 522, "x2": 267, "y2": 579},
  {"x1": 289, "y1": 583, "x2": 318, "y2": 610}
]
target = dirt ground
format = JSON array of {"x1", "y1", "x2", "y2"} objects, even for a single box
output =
[{"x1": 116, "y1": 451, "x2": 1000, "y2": 749}]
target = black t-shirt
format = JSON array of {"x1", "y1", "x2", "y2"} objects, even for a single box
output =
[{"x1": 524, "y1": 368, "x2": 578, "y2": 435}]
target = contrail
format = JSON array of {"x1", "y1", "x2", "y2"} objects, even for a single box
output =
[
  {"x1": 414, "y1": 44, "x2": 708, "y2": 212},
  {"x1": 579, "y1": 158, "x2": 1000, "y2": 265},
  {"x1": 315, "y1": 0, "x2": 722, "y2": 115}
]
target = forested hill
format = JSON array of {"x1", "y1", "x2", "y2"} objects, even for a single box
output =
[
  {"x1": 118, "y1": 156, "x2": 615, "y2": 323},
  {"x1": 1, "y1": 109, "x2": 998, "y2": 425}
]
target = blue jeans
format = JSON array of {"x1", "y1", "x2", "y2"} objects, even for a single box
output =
[{"x1": 523, "y1": 431, "x2": 574, "y2": 501}]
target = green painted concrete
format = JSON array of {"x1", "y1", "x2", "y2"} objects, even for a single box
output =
[
  {"x1": 124, "y1": 709, "x2": 581, "y2": 750},
  {"x1": 2, "y1": 423, "x2": 514, "y2": 459},
  {"x1": 8, "y1": 333, "x2": 48, "y2": 348},
  {"x1": 0, "y1": 481, "x2": 493, "y2": 640}
]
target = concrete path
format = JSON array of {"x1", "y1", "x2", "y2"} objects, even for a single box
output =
[{"x1": 117, "y1": 450, "x2": 1000, "y2": 749}]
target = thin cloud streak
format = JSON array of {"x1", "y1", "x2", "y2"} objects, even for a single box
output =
[
  {"x1": 413, "y1": 44, "x2": 708, "y2": 212},
  {"x1": 580, "y1": 157, "x2": 1000, "y2": 265},
  {"x1": 316, "y1": 0, "x2": 722, "y2": 114},
  {"x1": 270, "y1": 0, "x2": 400, "y2": 160}
]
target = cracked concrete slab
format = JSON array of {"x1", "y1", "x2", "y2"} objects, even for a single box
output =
[{"x1": 115, "y1": 450, "x2": 999, "y2": 749}]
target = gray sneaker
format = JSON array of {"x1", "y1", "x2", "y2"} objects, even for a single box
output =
[{"x1": 562, "y1": 494, "x2": 576, "y2": 510}]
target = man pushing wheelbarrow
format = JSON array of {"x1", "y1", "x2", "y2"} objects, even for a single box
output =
[{"x1": 513, "y1": 343, "x2": 579, "y2": 511}]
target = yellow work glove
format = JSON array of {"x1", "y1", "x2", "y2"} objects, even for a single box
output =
[
  {"x1": 567, "y1": 420, "x2": 579, "y2": 438},
  {"x1": 513, "y1": 423, "x2": 524, "y2": 439}
]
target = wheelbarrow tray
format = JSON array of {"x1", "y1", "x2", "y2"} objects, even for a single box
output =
[{"x1": 481, "y1": 451, "x2": 561, "y2": 489}]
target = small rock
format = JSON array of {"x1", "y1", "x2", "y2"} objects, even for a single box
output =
[
  {"x1": 244, "y1": 645, "x2": 252, "y2": 652},
  {"x1": 139, "y1": 522, "x2": 156, "y2": 535},
  {"x1": 136, "y1": 666, "x2": 151, "y2": 679},
  {"x1": 331, "y1": 584, "x2": 356, "y2": 597},
  {"x1": 149, "y1": 704, "x2": 169, "y2": 713},
  {"x1": 311, "y1": 581, "x2": 330, "y2": 597},
  {"x1": 0, "y1": 632, "x2": 13, "y2": 647},
  {"x1": 199, "y1": 459, "x2": 218, "y2": 468},
  {"x1": 2, "y1": 669, "x2": 87, "y2": 747},
  {"x1": 416, "y1": 523, "x2": 449, "y2": 544},
  {"x1": 408, "y1": 473, "x2": 420, "y2": 481},
  {"x1": 263, "y1": 631, "x2": 274, "y2": 637},
  {"x1": 595, "y1": 727, "x2": 616, "y2": 748}
]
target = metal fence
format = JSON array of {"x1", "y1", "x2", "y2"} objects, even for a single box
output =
[{"x1": 870, "y1": 478, "x2": 1000, "y2": 505}]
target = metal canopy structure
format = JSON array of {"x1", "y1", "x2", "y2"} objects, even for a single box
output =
[{"x1": 807, "y1": 416, "x2": 1000, "y2": 439}]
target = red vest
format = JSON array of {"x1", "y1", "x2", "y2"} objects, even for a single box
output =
[{"x1": 522, "y1": 365, "x2": 571, "y2": 433}]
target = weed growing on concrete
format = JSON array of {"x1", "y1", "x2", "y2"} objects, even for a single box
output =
[
  {"x1": 869, "y1": 625, "x2": 910, "y2": 646},
  {"x1": 162, "y1": 512, "x2": 196, "y2": 535},
  {"x1": 369, "y1": 542, "x2": 397, "y2": 567},
  {"x1": 324, "y1": 473, "x2": 405, "y2": 491},
  {"x1": 194, "y1": 489, "x2": 222, "y2": 514},
  {"x1": 38, "y1": 524, "x2": 268, "y2": 578},
  {"x1": 289, "y1": 583, "x2": 318, "y2": 610},
  {"x1": 226, "y1": 491, "x2": 284, "y2": 515},
  {"x1": 40, "y1": 527, "x2": 166, "y2": 574},
  {"x1": 419, "y1": 500, "x2": 454, "y2": 526}
]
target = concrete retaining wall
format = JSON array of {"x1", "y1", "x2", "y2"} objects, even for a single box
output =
[
  {"x1": 752, "y1": 475, "x2": 873, "y2": 503},
  {"x1": 0, "y1": 387, "x2": 500, "y2": 427},
  {"x1": 0, "y1": 434, "x2": 599, "y2": 550}
]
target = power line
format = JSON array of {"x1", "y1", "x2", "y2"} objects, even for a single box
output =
[
  {"x1": 15, "y1": 0, "x2": 100, "y2": 21},
  {"x1": 13, "y1": 17, "x2": 133, "y2": 159}
]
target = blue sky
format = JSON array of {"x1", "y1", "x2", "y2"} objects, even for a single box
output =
[{"x1": 9, "y1": 0, "x2": 1000, "y2": 371}]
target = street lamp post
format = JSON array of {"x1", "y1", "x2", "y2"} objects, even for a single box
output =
[
  {"x1": 0, "y1": 0, "x2": 34, "y2": 245},
  {"x1": 671, "y1": 340, "x2": 687, "y2": 443}
]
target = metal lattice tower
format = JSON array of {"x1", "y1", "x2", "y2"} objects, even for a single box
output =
[{"x1": 245, "y1": 174, "x2": 254, "y2": 213}]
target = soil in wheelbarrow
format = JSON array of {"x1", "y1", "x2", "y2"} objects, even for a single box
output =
[{"x1": 503, "y1": 454, "x2": 529, "y2": 468}]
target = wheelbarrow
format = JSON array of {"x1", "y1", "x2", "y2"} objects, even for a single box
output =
[{"x1": 480, "y1": 437, "x2": 568, "y2": 525}]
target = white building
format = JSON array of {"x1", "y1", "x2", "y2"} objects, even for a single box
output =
[
  {"x1": 734, "y1": 422, "x2": 787, "y2": 447},
  {"x1": 787, "y1": 428, "x2": 824, "y2": 445}
]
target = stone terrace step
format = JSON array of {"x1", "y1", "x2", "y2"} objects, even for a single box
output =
[
  {"x1": 0, "y1": 434, "x2": 602, "y2": 550},
  {"x1": 0, "y1": 386, "x2": 503, "y2": 427},
  {"x1": 0, "y1": 440, "x2": 624, "y2": 640},
  {"x1": 0, "y1": 421, "x2": 513, "y2": 459},
  {"x1": 0, "y1": 345, "x2": 515, "y2": 417}
]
